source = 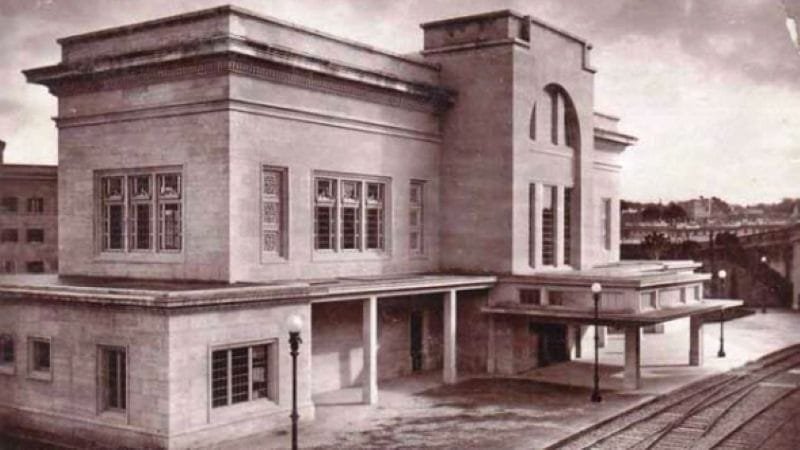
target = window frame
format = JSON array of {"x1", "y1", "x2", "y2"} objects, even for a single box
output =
[
  {"x1": 0, "y1": 197, "x2": 18, "y2": 214},
  {"x1": 26, "y1": 228, "x2": 45, "y2": 244},
  {"x1": 208, "y1": 340, "x2": 278, "y2": 412},
  {"x1": 97, "y1": 345, "x2": 129, "y2": 416},
  {"x1": 95, "y1": 167, "x2": 184, "y2": 257},
  {"x1": 0, "y1": 228, "x2": 18, "y2": 243},
  {"x1": 28, "y1": 336, "x2": 52, "y2": 382},
  {"x1": 601, "y1": 197, "x2": 612, "y2": 251},
  {"x1": 261, "y1": 165, "x2": 289, "y2": 262},
  {"x1": 0, "y1": 333, "x2": 15, "y2": 375},
  {"x1": 26, "y1": 197, "x2": 44, "y2": 214},
  {"x1": 409, "y1": 180, "x2": 425, "y2": 256},
  {"x1": 312, "y1": 172, "x2": 390, "y2": 257}
]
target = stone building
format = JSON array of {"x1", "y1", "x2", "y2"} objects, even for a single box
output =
[
  {"x1": 0, "y1": 140, "x2": 58, "y2": 274},
  {"x1": 0, "y1": 6, "x2": 737, "y2": 448}
]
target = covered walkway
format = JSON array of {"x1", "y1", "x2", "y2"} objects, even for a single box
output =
[{"x1": 219, "y1": 308, "x2": 800, "y2": 450}]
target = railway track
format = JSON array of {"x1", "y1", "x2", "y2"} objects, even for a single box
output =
[{"x1": 552, "y1": 344, "x2": 800, "y2": 450}]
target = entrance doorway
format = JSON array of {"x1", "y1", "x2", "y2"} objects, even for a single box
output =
[
  {"x1": 534, "y1": 323, "x2": 569, "y2": 367},
  {"x1": 410, "y1": 311, "x2": 423, "y2": 372}
]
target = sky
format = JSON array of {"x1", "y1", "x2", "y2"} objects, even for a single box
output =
[{"x1": 1, "y1": 0, "x2": 800, "y2": 205}]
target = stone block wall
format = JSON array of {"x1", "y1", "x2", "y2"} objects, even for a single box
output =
[
  {"x1": 165, "y1": 301, "x2": 312, "y2": 448},
  {"x1": 0, "y1": 299, "x2": 169, "y2": 448}
]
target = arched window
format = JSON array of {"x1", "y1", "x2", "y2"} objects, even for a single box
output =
[
  {"x1": 543, "y1": 85, "x2": 580, "y2": 151},
  {"x1": 529, "y1": 103, "x2": 537, "y2": 140}
]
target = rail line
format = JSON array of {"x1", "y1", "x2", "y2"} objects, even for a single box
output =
[{"x1": 552, "y1": 344, "x2": 800, "y2": 450}]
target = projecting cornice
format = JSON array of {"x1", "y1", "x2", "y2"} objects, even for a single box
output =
[
  {"x1": 24, "y1": 36, "x2": 456, "y2": 114},
  {"x1": 593, "y1": 127, "x2": 638, "y2": 147}
]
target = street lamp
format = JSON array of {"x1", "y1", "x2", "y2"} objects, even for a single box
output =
[
  {"x1": 286, "y1": 314, "x2": 303, "y2": 450},
  {"x1": 760, "y1": 256, "x2": 768, "y2": 314},
  {"x1": 591, "y1": 282, "x2": 603, "y2": 403},
  {"x1": 717, "y1": 270, "x2": 726, "y2": 358}
]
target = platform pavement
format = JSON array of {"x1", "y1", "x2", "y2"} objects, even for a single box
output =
[{"x1": 212, "y1": 309, "x2": 800, "y2": 449}]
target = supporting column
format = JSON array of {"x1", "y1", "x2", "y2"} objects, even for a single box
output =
[
  {"x1": 597, "y1": 325, "x2": 607, "y2": 349},
  {"x1": 623, "y1": 326, "x2": 641, "y2": 390},
  {"x1": 689, "y1": 315, "x2": 704, "y2": 366},
  {"x1": 443, "y1": 289, "x2": 457, "y2": 384},
  {"x1": 362, "y1": 296, "x2": 378, "y2": 405},
  {"x1": 487, "y1": 315, "x2": 496, "y2": 374}
]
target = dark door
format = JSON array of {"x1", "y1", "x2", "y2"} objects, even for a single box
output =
[
  {"x1": 410, "y1": 311, "x2": 424, "y2": 372},
  {"x1": 536, "y1": 323, "x2": 569, "y2": 367}
]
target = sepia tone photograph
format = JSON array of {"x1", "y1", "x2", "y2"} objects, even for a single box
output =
[{"x1": 1, "y1": 0, "x2": 800, "y2": 448}]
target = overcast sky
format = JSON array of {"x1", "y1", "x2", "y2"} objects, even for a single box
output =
[{"x1": 1, "y1": 0, "x2": 800, "y2": 205}]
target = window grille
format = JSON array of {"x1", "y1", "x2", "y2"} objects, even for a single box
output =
[
  {"x1": 409, "y1": 181, "x2": 424, "y2": 253},
  {"x1": 98, "y1": 169, "x2": 182, "y2": 253},
  {"x1": 100, "y1": 346, "x2": 126, "y2": 411},
  {"x1": 261, "y1": 167, "x2": 286, "y2": 257},
  {"x1": 211, "y1": 343, "x2": 273, "y2": 408},
  {"x1": 313, "y1": 175, "x2": 387, "y2": 252}
]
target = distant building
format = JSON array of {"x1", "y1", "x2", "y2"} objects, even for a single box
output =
[
  {"x1": 685, "y1": 197, "x2": 712, "y2": 222},
  {"x1": 2, "y1": 7, "x2": 734, "y2": 448},
  {"x1": 0, "y1": 140, "x2": 58, "y2": 274}
]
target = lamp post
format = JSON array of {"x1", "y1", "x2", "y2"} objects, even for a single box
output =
[
  {"x1": 760, "y1": 256, "x2": 768, "y2": 314},
  {"x1": 286, "y1": 314, "x2": 303, "y2": 450},
  {"x1": 591, "y1": 282, "x2": 603, "y2": 403},
  {"x1": 717, "y1": 270, "x2": 726, "y2": 358}
]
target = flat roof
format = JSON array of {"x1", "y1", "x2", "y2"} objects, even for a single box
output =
[
  {"x1": 500, "y1": 260, "x2": 710, "y2": 290},
  {"x1": 483, "y1": 299, "x2": 742, "y2": 326},
  {"x1": 0, "y1": 273, "x2": 497, "y2": 309},
  {"x1": 56, "y1": 5, "x2": 437, "y2": 70}
]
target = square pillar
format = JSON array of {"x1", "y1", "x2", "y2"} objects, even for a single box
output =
[
  {"x1": 689, "y1": 315, "x2": 704, "y2": 366},
  {"x1": 487, "y1": 315, "x2": 496, "y2": 374},
  {"x1": 624, "y1": 326, "x2": 641, "y2": 390},
  {"x1": 443, "y1": 289, "x2": 457, "y2": 384},
  {"x1": 362, "y1": 296, "x2": 378, "y2": 404},
  {"x1": 597, "y1": 325, "x2": 607, "y2": 348}
]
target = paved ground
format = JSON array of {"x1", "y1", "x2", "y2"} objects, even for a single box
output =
[
  {"x1": 5, "y1": 308, "x2": 800, "y2": 449},
  {"x1": 222, "y1": 308, "x2": 800, "y2": 449}
]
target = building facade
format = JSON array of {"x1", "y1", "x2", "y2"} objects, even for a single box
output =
[
  {"x1": 0, "y1": 141, "x2": 58, "y2": 274},
  {"x1": 0, "y1": 6, "x2": 736, "y2": 449}
]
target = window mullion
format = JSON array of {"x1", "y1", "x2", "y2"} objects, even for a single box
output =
[
  {"x1": 360, "y1": 181, "x2": 366, "y2": 251},
  {"x1": 247, "y1": 347, "x2": 253, "y2": 401},
  {"x1": 226, "y1": 350, "x2": 232, "y2": 407}
]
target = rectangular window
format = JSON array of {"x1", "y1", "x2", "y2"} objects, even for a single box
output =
[
  {"x1": 211, "y1": 343, "x2": 274, "y2": 408},
  {"x1": 365, "y1": 183, "x2": 384, "y2": 250},
  {"x1": 314, "y1": 178, "x2": 337, "y2": 250},
  {"x1": 529, "y1": 184, "x2": 536, "y2": 267},
  {"x1": 26, "y1": 198, "x2": 44, "y2": 214},
  {"x1": 30, "y1": 338, "x2": 51, "y2": 374},
  {"x1": 313, "y1": 174, "x2": 387, "y2": 252},
  {"x1": 157, "y1": 173, "x2": 182, "y2": 251},
  {"x1": 129, "y1": 175, "x2": 153, "y2": 250},
  {"x1": 1, "y1": 197, "x2": 18, "y2": 214},
  {"x1": 99, "y1": 346, "x2": 127, "y2": 412},
  {"x1": 519, "y1": 289, "x2": 541, "y2": 305},
  {"x1": 602, "y1": 198, "x2": 612, "y2": 250},
  {"x1": 340, "y1": 181, "x2": 361, "y2": 250},
  {"x1": 409, "y1": 181, "x2": 424, "y2": 254},
  {"x1": 98, "y1": 169, "x2": 182, "y2": 253},
  {"x1": 564, "y1": 187, "x2": 573, "y2": 266},
  {"x1": 26, "y1": 261, "x2": 45, "y2": 273},
  {"x1": 0, "y1": 229, "x2": 18, "y2": 243},
  {"x1": 26, "y1": 229, "x2": 44, "y2": 243},
  {"x1": 102, "y1": 176, "x2": 125, "y2": 251},
  {"x1": 542, "y1": 185, "x2": 557, "y2": 265},
  {"x1": 0, "y1": 334, "x2": 14, "y2": 368},
  {"x1": 261, "y1": 167, "x2": 287, "y2": 258}
]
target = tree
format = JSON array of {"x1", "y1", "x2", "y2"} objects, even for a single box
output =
[
  {"x1": 663, "y1": 202, "x2": 688, "y2": 223},
  {"x1": 641, "y1": 205, "x2": 662, "y2": 222},
  {"x1": 641, "y1": 232, "x2": 671, "y2": 260}
]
